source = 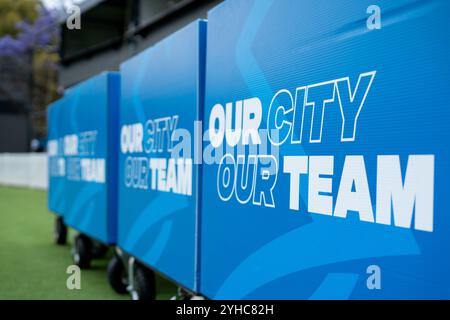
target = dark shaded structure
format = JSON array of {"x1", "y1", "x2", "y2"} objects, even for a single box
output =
[
  {"x1": 0, "y1": 54, "x2": 32, "y2": 152},
  {"x1": 59, "y1": 0, "x2": 223, "y2": 87}
]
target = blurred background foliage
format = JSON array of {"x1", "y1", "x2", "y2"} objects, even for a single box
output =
[
  {"x1": 0, "y1": 0, "x2": 60, "y2": 148},
  {"x1": 0, "y1": 0, "x2": 39, "y2": 37}
]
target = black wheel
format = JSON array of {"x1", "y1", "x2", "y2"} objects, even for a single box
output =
[
  {"x1": 54, "y1": 216, "x2": 67, "y2": 245},
  {"x1": 130, "y1": 262, "x2": 156, "y2": 300},
  {"x1": 107, "y1": 254, "x2": 128, "y2": 294},
  {"x1": 73, "y1": 234, "x2": 92, "y2": 269}
]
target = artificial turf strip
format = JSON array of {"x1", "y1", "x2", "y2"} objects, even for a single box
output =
[{"x1": 0, "y1": 186, "x2": 177, "y2": 300}]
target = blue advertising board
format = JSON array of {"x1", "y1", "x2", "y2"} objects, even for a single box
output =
[
  {"x1": 201, "y1": 0, "x2": 450, "y2": 299},
  {"x1": 118, "y1": 20, "x2": 206, "y2": 292},
  {"x1": 48, "y1": 98, "x2": 67, "y2": 215},
  {"x1": 62, "y1": 72, "x2": 120, "y2": 245}
]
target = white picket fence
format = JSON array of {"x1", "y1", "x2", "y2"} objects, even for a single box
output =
[{"x1": 0, "y1": 153, "x2": 48, "y2": 190}]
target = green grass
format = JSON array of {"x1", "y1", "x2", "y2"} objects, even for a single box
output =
[{"x1": 0, "y1": 186, "x2": 177, "y2": 300}]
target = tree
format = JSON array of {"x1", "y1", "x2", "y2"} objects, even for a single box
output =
[
  {"x1": 0, "y1": 1, "x2": 59, "y2": 55},
  {"x1": 0, "y1": 0, "x2": 39, "y2": 38},
  {"x1": 0, "y1": 0, "x2": 60, "y2": 143}
]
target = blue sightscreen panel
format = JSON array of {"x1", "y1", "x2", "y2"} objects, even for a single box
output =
[
  {"x1": 118, "y1": 20, "x2": 206, "y2": 292},
  {"x1": 47, "y1": 98, "x2": 66, "y2": 215},
  {"x1": 201, "y1": 0, "x2": 450, "y2": 299},
  {"x1": 63, "y1": 72, "x2": 120, "y2": 245}
]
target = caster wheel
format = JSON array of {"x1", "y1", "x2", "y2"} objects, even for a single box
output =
[
  {"x1": 73, "y1": 234, "x2": 92, "y2": 269},
  {"x1": 107, "y1": 254, "x2": 128, "y2": 294},
  {"x1": 54, "y1": 216, "x2": 67, "y2": 245},
  {"x1": 130, "y1": 262, "x2": 156, "y2": 301}
]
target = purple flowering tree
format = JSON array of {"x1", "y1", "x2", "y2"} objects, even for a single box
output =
[
  {"x1": 0, "y1": 5, "x2": 61, "y2": 144},
  {"x1": 0, "y1": 8, "x2": 59, "y2": 56}
]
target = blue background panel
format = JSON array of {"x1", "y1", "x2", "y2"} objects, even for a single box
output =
[
  {"x1": 63, "y1": 72, "x2": 120, "y2": 245},
  {"x1": 201, "y1": 0, "x2": 450, "y2": 299},
  {"x1": 118, "y1": 20, "x2": 206, "y2": 292}
]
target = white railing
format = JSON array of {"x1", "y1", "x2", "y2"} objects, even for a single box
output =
[{"x1": 0, "y1": 153, "x2": 48, "y2": 190}]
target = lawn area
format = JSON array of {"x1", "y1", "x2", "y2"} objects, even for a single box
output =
[{"x1": 0, "y1": 186, "x2": 177, "y2": 300}]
